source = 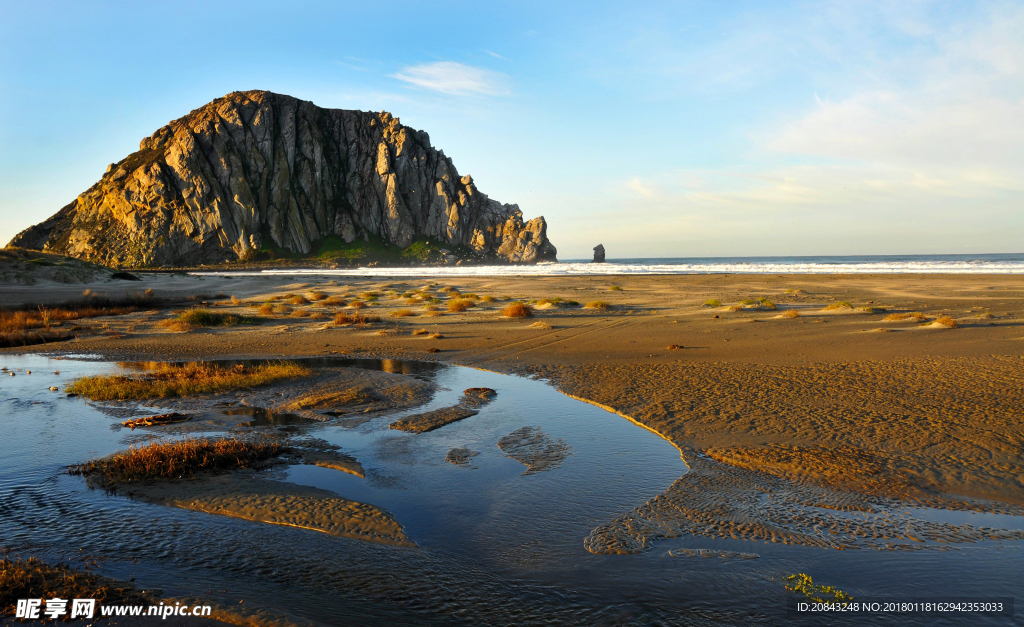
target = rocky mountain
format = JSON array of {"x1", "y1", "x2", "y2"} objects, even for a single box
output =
[{"x1": 9, "y1": 90, "x2": 557, "y2": 267}]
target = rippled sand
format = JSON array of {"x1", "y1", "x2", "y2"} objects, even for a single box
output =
[{"x1": 121, "y1": 473, "x2": 413, "y2": 547}]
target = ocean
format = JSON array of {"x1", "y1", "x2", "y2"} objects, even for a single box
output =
[{"x1": 196, "y1": 253, "x2": 1024, "y2": 277}]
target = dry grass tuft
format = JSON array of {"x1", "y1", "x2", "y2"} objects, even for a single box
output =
[
  {"x1": 609, "y1": 285, "x2": 623, "y2": 291},
  {"x1": 428, "y1": 332, "x2": 443, "y2": 339},
  {"x1": 376, "y1": 328, "x2": 400, "y2": 336},
  {"x1": 322, "y1": 296, "x2": 347, "y2": 306},
  {"x1": 782, "y1": 309, "x2": 801, "y2": 318},
  {"x1": 0, "y1": 304, "x2": 140, "y2": 348},
  {"x1": 257, "y1": 304, "x2": 274, "y2": 315},
  {"x1": 824, "y1": 301, "x2": 854, "y2": 310},
  {"x1": 480, "y1": 295, "x2": 495, "y2": 303},
  {"x1": 448, "y1": 299, "x2": 475, "y2": 312},
  {"x1": 272, "y1": 304, "x2": 292, "y2": 315},
  {"x1": 332, "y1": 311, "x2": 381, "y2": 326},
  {"x1": 66, "y1": 361, "x2": 309, "y2": 401},
  {"x1": 348, "y1": 300, "x2": 367, "y2": 309},
  {"x1": 666, "y1": 344, "x2": 683, "y2": 350},
  {"x1": 390, "y1": 309, "x2": 416, "y2": 317},
  {"x1": 529, "y1": 321, "x2": 552, "y2": 329},
  {"x1": 502, "y1": 302, "x2": 534, "y2": 318},
  {"x1": 290, "y1": 309, "x2": 311, "y2": 318},
  {"x1": 934, "y1": 315, "x2": 959, "y2": 328},
  {"x1": 230, "y1": 295, "x2": 243, "y2": 305},
  {"x1": 289, "y1": 295, "x2": 310, "y2": 305},
  {"x1": 307, "y1": 291, "x2": 328, "y2": 301},
  {"x1": 883, "y1": 311, "x2": 927, "y2": 322},
  {"x1": 70, "y1": 437, "x2": 282, "y2": 484},
  {"x1": 703, "y1": 299, "x2": 722, "y2": 307},
  {"x1": 413, "y1": 328, "x2": 429, "y2": 335},
  {"x1": 585, "y1": 301, "x2": 611, "y2": 310},
  {"x1": 0, "y1": 555, "x2": 154, "y2": 615}
]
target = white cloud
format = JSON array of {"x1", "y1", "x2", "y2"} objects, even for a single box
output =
[
  {"x1": 626, "y1": 176, "x2": 654, "y2": 197},
  {"x1": 389, "y1": 62, "x2": 509, "y2": 96},
  {"x1": 574, "y1": 4, "x2": 1024, "y2": 256}
]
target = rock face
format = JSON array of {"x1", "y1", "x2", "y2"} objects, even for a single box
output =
[
  {"x1": 9, "y1": 90, "x2": 557, "y2": 267},
  {"x1": 593, "y1": 244, "x2": 606, "y2": 263}
]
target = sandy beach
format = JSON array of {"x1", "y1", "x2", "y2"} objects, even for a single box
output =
[{"x1": 5, "y1": 271, "x2": 1022, "y2": 511}]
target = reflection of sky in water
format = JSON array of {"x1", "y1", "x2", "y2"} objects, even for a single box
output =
[{"x1": 1, "y1": 353, "x2": 1022, "y2": 626}]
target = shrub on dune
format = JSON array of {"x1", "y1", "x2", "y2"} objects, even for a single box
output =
[{"x1": 502, "y1": 302, "x2": 533, "y2": 318}]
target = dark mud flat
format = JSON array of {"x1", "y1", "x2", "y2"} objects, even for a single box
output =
[{"x1": 1, "y1": 354, "x2": 1022, "y2": 626}]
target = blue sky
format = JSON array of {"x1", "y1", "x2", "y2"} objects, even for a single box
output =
[{"x1": 1, "y1": 0, "x2": 1021, "y2": 258}]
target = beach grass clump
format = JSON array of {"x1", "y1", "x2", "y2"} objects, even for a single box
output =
[
  {"x1": 782, "y1": 309, "x2": 801, "y2": 318},
  {"x1": 333, "y1": 311, "x2": 381, "y2": 326},
  {"x1": 413, "y1": 328, "x2": 429, "y2": 335},
  {"x1": 883, "y1": 311, "x2": 927, "y2": 322},
  {"x1": 348, "y1": 300, "x2": 367, "y2": 310},
  {"x1": 756, "y1": 297, "x2": 777, "y2": 310},
  {"x1": 322, "y1": 296, "x2": 347, "y2": 307},
  {"x1": 272, "y1": 304, "x2": 292, "y2": 315},
  {"x1": 160, "y1": 308, "x2": 255, "y2": 331},
  {"x1": 448, "y1": 299, "x2": 475, "y2": 312},
  {"x1": 480, "y1": 295, "x2": 495, "y2": 303},
  {"x1": 703, "y1": 299, "x2": 722, "y2": 307},
  {"x1": 934, "y1": 315, "x2": 959, "y2": 328},
  {"x1": 0, "y1": 555, "x2": 154, "y2": 615},
  {"x1": 824, "y1": 301, "x2": 854, "y2": 311},
  {"x1": 390, "y1": 309, "x2": 416, "y2": 317},
  {"x1": 256, "y1": 304, "x2": 274, "y2": 315},
  {"x1": 288, "y1": 295, "x2": 310, "y2": 305},
  {"x1": 861, "y1": 306, "x2": 887, "y2": 314},
  {"x1": 609, "y1": 285, "x2": 623, "y2": 291},
  {"x1": 70, "y1": 437, "x2": 283, "y2": 485},
  {"x1": 585, "y1": 301, "x2": 612, "y2": 310},
  {"x1": 429, "y1": 332, "x2": 443, "y2": 339},
  {"x1": 307, "y1": 291, "x2": 328, "y2": 301},
  {"x1": 67, "y1": 361, "x2": 308, "y2": 401},
  {"x1": 529, "y1": 321, "x2": 552, "y2": 329},
  {"x1": 290, "y1": 308, "x2": 311, "y2": 317},
  {"x1": 502, "y1": 302, "x2": 534, "y2": 318}
]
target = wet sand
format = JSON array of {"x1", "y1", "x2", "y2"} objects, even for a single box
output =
[
  {"x1": 120, "y1": 473, "x2": 414, "y2": 547},
  {"x1": 5, "y1": 272, "x2": 1024, "y2": 554}
]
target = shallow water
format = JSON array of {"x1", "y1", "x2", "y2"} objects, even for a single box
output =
[{"x1": 1, "y1": 354, "x2": 1022, "y2": 626}]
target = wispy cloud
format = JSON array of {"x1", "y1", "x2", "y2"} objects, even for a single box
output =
[
  {"x1": 389, "y1": 62, "x2": 509, "y2": 96},
  {"x1": 626, "y1": 177, "x2": 654, "y2": 197},
  {"x1": 483, "y1": 50, "x2": 508, "y2": 61}
]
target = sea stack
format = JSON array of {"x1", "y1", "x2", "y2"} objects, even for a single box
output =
[
  {"x1": 593, "y1": 244, "x2": 606, "y2": 263},
  {"x1": 9, "y1": 90, "x2": 557, "y2": 267}
]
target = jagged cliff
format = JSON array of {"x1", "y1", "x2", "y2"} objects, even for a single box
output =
[{"x1": 9, "y1": 90, "x2": 556, "y2": 267}]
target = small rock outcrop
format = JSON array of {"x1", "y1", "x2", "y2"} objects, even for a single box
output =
[
  {"x1": 593, "y1": 244, "x2": 606, "y2": 263},
  {"x1": 9, "y1": 90, "x2": 557, "y2": 267}
]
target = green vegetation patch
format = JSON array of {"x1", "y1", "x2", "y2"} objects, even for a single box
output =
[{"x1": 784, "y1": 573, "x2": 853, "y2": 604}]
